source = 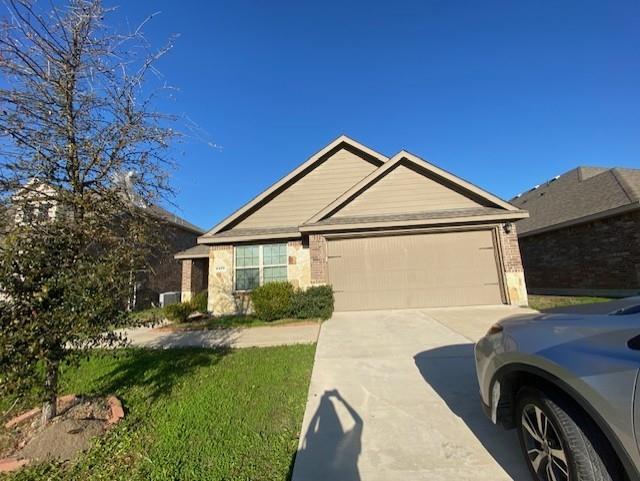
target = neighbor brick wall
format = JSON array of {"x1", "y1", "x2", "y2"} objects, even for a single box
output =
[
  {"x1": 309, "y1": 234, "x2": 328, "y2": 284},
  {"x1": 518, "y1": 210, "x2": 640, "y2": 292},
  {"x1": 139, "y1": 223, "x2": 200, "y2": 307}
]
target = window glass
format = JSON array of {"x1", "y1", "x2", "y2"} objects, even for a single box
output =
[
  {"x1": 235, "y1": 245, "x2": 259, "y2": 267},
  {"x1": 235, "y1": 267, "x2": 259, "y2": 290},
  {"x1": 263, "y1": 244, "x2": 286, "y2": 266},
  {"x1": 263, "y1": 266, "x2": 287, "y2": 283},
  {"x1": 235, "y1": 244, "x2": 288, "y2": 290}
]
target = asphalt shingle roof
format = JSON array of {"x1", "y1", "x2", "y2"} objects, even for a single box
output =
[
  {"x1": 174, "y1": 244, "x2": 210, "y2": 259},
  {"x1": 307, "y1": 207, "x2": 520, "y2": 226},
  {"x1": 147, "y1": 204, "x2": 204, "y2": 234},
  {"x1": 511, "y1": 166, "x2": 640, "y2": 235}
]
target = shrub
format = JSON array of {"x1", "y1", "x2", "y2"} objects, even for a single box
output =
[
  {"x1": 291, "y1": 285, "x2": 334, "y2": 320},
  {"x1": 164, "y1": 302, "x2": 195, "y2": 323},
  {"x1": 190, "y1": 290, "x2": 208, "y2": 312},
  {"x1": 250, "y1": 281, "x2": 294, "y2": 322}
]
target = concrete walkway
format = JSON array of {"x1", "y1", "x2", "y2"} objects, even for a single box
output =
[
  {"x1": 122, "y1": 322, "x2": 320, "y2": 349},
  {"x1": 291, "y1": 305, "x2": 537, "y2": 481}
]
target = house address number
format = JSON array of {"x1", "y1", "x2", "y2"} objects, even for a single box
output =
[{"x1": 216, "y1": 266, "x2": 226, "y2": 272}]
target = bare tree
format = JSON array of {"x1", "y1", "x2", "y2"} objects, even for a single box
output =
[{"x1": 0, "y1": 0, "x2": 177, "y2": 424}]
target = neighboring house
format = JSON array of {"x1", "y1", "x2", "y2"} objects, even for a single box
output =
[
  {"x1": 137, "y1": 205, "x2": 204, "y2": 307},
  {"x1": 511, "y1": 166, "x2": 640, "y2": 297},
  {"x1": 9, "y1": 179, "x2": 204, "y2": 308},
  {"x1": 176, "y1": 136, "x2": 529, "y2": 313}
]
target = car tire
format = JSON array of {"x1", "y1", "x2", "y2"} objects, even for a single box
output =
[{"x1": 515, "y1": 387, "x2": 619, "y2": 481}]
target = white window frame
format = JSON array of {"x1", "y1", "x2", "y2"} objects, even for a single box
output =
[{"x1": 234, "y1": 243, "x2": 288, "y2": 291}]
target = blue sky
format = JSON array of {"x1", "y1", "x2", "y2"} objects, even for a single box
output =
[{"x1": 107, "y1": 0, "x2": 639, "y2": 231}]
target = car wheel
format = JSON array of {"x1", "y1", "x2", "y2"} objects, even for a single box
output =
[{"x1": 516, "y1": 387, "x2": 617, "y2": 481}]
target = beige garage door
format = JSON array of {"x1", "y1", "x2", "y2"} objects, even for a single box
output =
[{"x1": 327, "y1": 230, "x2": 504, "y2": 311}]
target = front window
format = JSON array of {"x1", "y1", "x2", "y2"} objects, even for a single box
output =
[{"x1": 235, "y1": 243, "x2": 287, "y2": 290}]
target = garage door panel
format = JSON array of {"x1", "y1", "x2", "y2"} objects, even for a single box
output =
[{"x1": 328, "y1": 230, "x2": 503, "y2": 311}]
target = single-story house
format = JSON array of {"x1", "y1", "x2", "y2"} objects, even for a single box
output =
[
  {"x1": 511, "y1": 166, "x2": 640, "y2": 297},
  {"x1": 176, "y1": 136, "x2": 529, "y2": 313}
]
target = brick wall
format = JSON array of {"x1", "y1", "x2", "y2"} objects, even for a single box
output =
[
  {"x1": 191, "y1": 259, "x2": 207, "y2": 294},
  {"x1": 139, "y1": 223, "x2": 200, "y2": 307},
  {"x1": 498, "y1": 226, "x2": 524, "y2": 273},
  {"x1": 495, "y1": 224, "x2": 528, "y2": 305},
  {"x1": 309, "y1": 234, "x2": 328, "y2": 284},
  {"x1": 181, "y1": 258, "x2": 208, "y2": 302},
  {"x1": 519, "y1": 210, "x2": 640, "y2": 292}
]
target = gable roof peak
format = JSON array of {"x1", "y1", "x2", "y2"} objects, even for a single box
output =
[
  {"x1": 199, "y1": 135, "x2": 389, "y2": 240},
  {"x1": 304, "y1": 148, "x2": 521, "y2": 225}
]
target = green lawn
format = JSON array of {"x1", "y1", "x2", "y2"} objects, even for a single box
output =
[
  {"x1": 128, "y1": 309, "x2": 320, "y2": 332},
  {"x1": 528, "y1": 294, "x2": 613, "y2": 311},
  {"x1": 2, "y1": 345, "x2": 315, "y2": 481},
  {"x1": 172, "y1": 315, "x2": 320, "y2": 331},
  {"x1": 127, "y1": 307, "x2": 165, "y2": 325}
]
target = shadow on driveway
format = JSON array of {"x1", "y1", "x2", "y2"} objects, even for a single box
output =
[
  {"x1": 291, "y1": 389, "x2": 362, "y2": 481},
  {"x1": 414, "y1": 343, "x2": 530, "y2": 481}
]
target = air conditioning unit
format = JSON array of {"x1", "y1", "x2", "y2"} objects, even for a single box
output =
[{"x1": 159, "y1": 291, "x2": 181, "y2": 307}]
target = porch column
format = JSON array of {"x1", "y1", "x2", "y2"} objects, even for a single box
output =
[
  {"x1": 499, "y1": 225, "x2": 529, "y2": 306},
  {"x1": 181, "y1": 259, "x2": 195, "y2": 303}
]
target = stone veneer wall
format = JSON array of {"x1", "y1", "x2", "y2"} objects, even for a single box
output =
[
  {"x1": 206, "y1": 241, "x2": 312, "y2": 315},
  {"x1": 518, "y1": 210, "x2": 640, "y2": 296},
  {"x1": 287, "y1": 240, "x2": 311, "y2": 289},
  {"x1": 498, "y1": 224, "x2": 528, "y2": 306},
  {"x1": 207, "y1": 244, "x2": 237, "y2": 315}
]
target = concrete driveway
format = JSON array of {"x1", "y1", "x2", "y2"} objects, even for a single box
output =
[{"x1": 291, "y1": 305, "x2": 537, "y2": 481}]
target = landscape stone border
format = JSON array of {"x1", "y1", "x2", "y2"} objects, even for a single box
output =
[{"x1": 0, "y1": 394, "x2": 124, "y2": 473}]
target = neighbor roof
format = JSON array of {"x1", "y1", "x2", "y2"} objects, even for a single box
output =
[
  {"x1": 511, "y1": 166, "x2": 640, "y2": 236},
  {"x1": 148, "y1": 204, "x2": 204, "y2": 235}
]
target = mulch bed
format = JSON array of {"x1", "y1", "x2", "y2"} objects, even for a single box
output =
[{"x1": 0, "y1": 394, "x2": 124, "y2": 473}]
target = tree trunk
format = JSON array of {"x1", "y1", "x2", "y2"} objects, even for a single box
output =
[{"x1": 41, "y1": 360, "x2": 59, "y2": 425}]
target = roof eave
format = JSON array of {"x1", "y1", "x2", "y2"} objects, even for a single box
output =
[
  {"x1": 198, "y1": 230, "x2": 301, "y2": 245},
  {"x1": 300, "y1": 211, "x2": 529, "y2": 233},
  {"x1": 174, "y1": 252, "x2": 210, "y2": 260}
]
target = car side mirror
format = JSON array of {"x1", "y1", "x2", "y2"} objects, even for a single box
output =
[{"x1": 627, "y1": 335, "x2": 640, "y2": 351}]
